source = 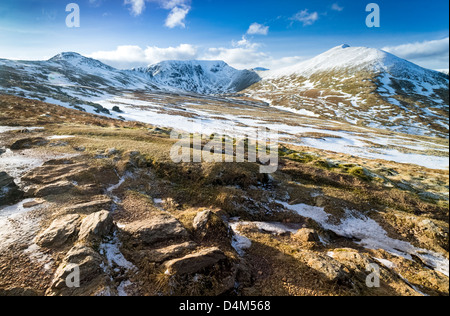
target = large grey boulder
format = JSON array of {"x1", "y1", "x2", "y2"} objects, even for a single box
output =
[{"x1": 35, "y1": 214, "x2": 81, "y2": 248}]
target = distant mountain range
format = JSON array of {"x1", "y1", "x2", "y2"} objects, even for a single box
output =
[{"x1": 0, "y1": 45, "x2": 448, "y2": 137}]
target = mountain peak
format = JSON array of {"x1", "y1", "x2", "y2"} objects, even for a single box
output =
[{"x1": 48, "y1": 52, "x2": 84, "y2": 62}]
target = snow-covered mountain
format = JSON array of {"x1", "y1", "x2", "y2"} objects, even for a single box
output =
[
  {"x1": 0, "y1": 53, "x2": 260, "y2": 114},
  {"x1": 0, "y1": 52, "x2": 161, "y2": 114},
  {"x1": 132, "y1": 60, "x2": 260, "y2": 95},
  {"x1": 244, "y1": 44, "x2": 449, "y2": 137}
]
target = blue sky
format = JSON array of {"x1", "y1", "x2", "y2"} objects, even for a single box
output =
[{"x1": 0, "y1": 0, "x2": 448, "y2": 70}]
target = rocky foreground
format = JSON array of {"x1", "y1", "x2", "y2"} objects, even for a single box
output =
[{"x1": 0, "y1": 94, "x2": 448, "y2": 296}]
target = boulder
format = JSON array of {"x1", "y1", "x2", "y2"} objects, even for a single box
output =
[
  {"x1": 120, "y1": 214, "x2": 189, "y2": 246},
  {"x1": 49, "y1": 245, "x2": 107, "y2": 296},
  {"x1": 193, "y1": 210, "x2": 233, "y2": 244},
  {"x1": 0, "y1": 172, "x2": 23, "y2": 206},
  {"x1": 163, "y1": 247, "x2": 227, "y2": 275},
  {"x1": 10, "y1": 137, "x2": 48, "y2": 150},
  {"x1": 301, "y1": 252, "x2": 347, "y2": 283},
  {"x1": 35, "y1": 214, "x2": 81, "y2": 248},
  {"x1": 78, "y1": 210, "x2": 114, "y2": 243},
  {"x1": 294, "y1": 228, "x2": 321, "y2": 243}
]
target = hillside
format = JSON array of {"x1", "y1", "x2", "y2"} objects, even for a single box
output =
[{"x1": 243, "y1": 45, "x2": 449, "y2": 138}]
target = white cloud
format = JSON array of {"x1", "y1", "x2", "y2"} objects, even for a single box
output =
[
  {"x1": 124, "y1": 0, "x2": 146, "y2": 16},
  {"x1": 247, "y1": 23, "x2": 269, "y2": 35},
  {"x1": 88, "y1": 37, "x2": 307, "y2": 71},
  {"x1": 291, "y1": 9, "x2": 319, "y2": 26},
  {"x1": 165, "y1": 6, "x2": 190, "y2": 28},
  {"x1": 382, "y1": 37, "x2": 449, "y2": 69},
  {"x1": 331, "y1": 3, "x2": 344, "y2": 12},
  {"x1": 232, "y1": 36, "x2": 260, "y2": 49},
  {"x1": 124, "y1": 0, "x2": 191, "y2": 28},
  {"x1": 89, "y1": 44, "x2": 198, "y2": 69}
]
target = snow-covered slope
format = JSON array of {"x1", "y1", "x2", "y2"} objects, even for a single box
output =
[
  {"x1": 245, "y1": 45, "x2": 449, "y2": 137},
  {"x1": 0, "y1": 52, "x2": 161, "y2": 114},
  {"x1": 132, "y1": 60, "x2": 260, "y2": 95}
]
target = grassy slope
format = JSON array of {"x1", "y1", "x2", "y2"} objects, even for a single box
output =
[{"x1": 0, "y1": 94, "x2": 448, "y2": 296}]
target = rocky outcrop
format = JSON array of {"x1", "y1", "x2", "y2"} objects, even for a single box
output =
[
  {"x1": 0, "y1": 171, "x2": 23, "y2": 206},
  {"x1": 35, "y1": 214, "x2": 81, "y2": 248}
]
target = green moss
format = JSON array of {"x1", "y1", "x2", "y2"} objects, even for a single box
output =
[{"x1": 348, "y1": 166, "x2": 372, "y2": 181}]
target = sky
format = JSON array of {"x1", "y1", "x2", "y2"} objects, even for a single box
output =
[{"x1": 0, "y1": 0, "x2": 448, "y2": 70}]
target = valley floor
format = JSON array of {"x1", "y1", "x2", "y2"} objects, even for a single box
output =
[{"x1": 0, "y1": 94, "x2": 448, "y2": 296}]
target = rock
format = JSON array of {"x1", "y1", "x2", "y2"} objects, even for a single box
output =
[
  {"x1": 49, "y1": 245, "x2": 107, "y2": 296},
  {"x1": 0, "y1": 171, "x2": 23, "y2": 206},
  {"x1": 301, "y1": 252, "x2": 347, "y2": 283},
  {"x1": 22, "y1": 199, "x2": 45, "y2": 208},
  {"x1": 10, "y1": 137, "x2": 48, "y2": 150},
  {"x1": 120, "y1": 214, "x2": 189, "y2": 246},
  {"x1": 0, "y1": 287, "x2": 42, "y2": 296},
  {"x1": 64, "y1": 198, "x2": 112, "y2": 215},
  {"x1": 33, "y1": 180, "x2": 75, "y2": 197},
  {"x1": 35, "y1": 214, "x2": 81, "y2": 248},
  {"x1": 78, "y1": 210, "x2": 114, "y2": 243},
  {"x1": 331, "y1": 249, "x2": 373, "y2": 273},
  {"x1": 193, "y1": 210, "x2": 233, "y2": 244},
  {"x1": 135, "y1": 241, "x2": 197, "y2": 263},
  {"x1": 294, "y1": 228, "x2": 321, "y2": 243},
  {"x1": 107, "y1": 148, "x2": 119, "y2": 156},
  {"x1": 418, "y1": 191, "x2": 444, "y2": 201},
  {"x1": 163, "y1": 247, "x2": 227, "y2": 275}
]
